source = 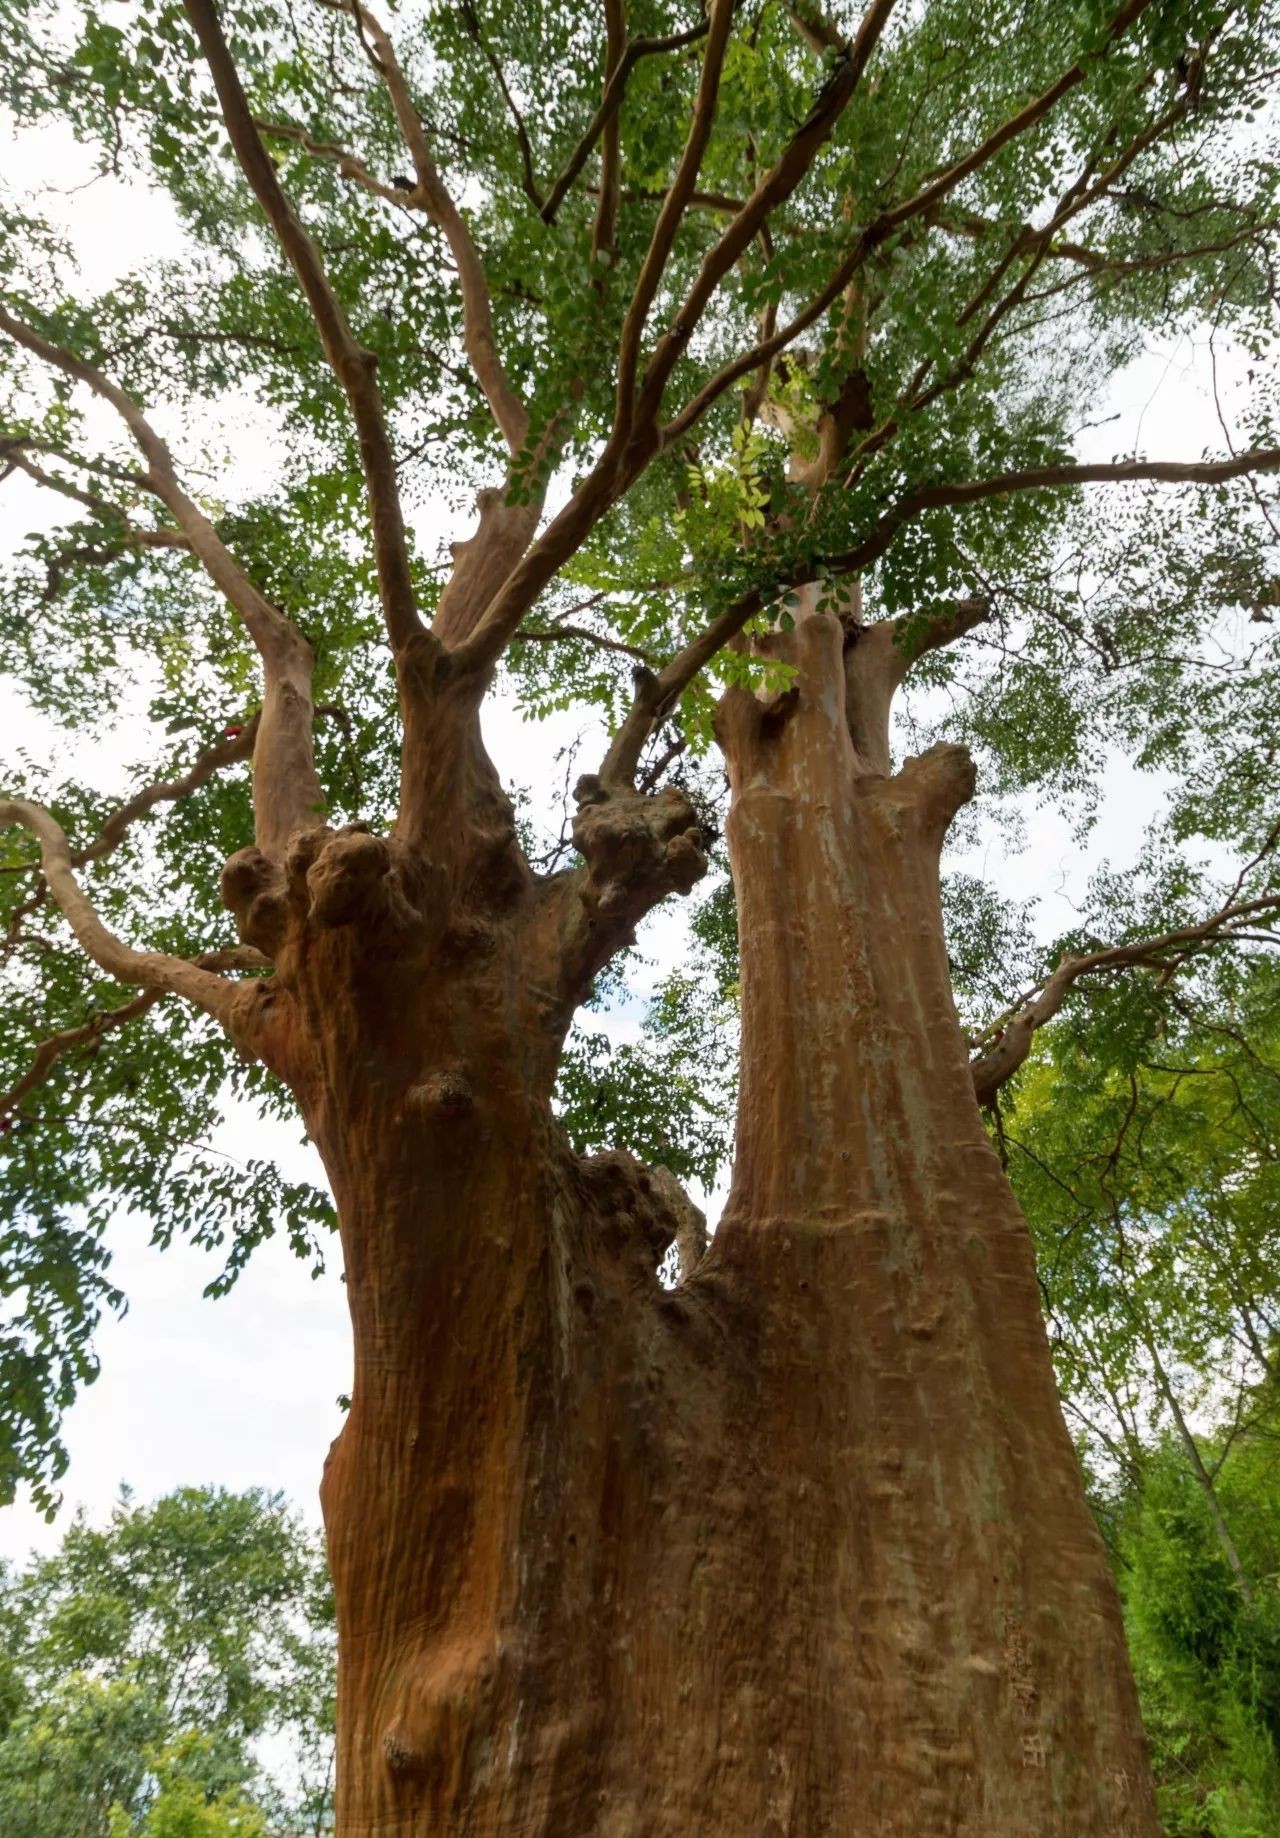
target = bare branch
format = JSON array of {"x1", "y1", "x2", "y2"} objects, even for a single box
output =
[
  {"x1": 787, "y1": 2, "x2": 845, "y2": 56},
  {"x1": 886, "y1": 593, "x2": 993, "y2": 671},
  {"x1": 514, "y1": 624, "x2": 654, "y2": 664},
  {"x1": 592, "y1": 0, "x2": 627, "y2": 268}
]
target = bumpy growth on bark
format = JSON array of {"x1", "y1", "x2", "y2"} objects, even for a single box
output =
[{"x1": 4, "y1": 0, "x2": 1280, "y2": 1832}]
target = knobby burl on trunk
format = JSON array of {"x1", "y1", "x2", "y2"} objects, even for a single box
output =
[{"x1": 213, "y1": 581, "x2": 1158, "y2": 1838}]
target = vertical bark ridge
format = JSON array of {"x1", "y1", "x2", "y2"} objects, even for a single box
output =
[{"x1": 689, "y1": 601, "x2": 1161, "y2": 1833}]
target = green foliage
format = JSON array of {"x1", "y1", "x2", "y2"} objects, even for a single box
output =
[
  {"x1": 990, "y1": 883, "x2": 1280, "y2": 1828},
  {"x1": 107, "y1": 1738, "x2": 269, "y2": 1838},
  {"x1": 1108, "y1": 1421, "x2": 1280, "y2": 1837},
  {"x1": 0, "y1": 1486, "x2": 335, "y2": 1838}
]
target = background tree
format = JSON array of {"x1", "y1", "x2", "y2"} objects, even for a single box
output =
[
  {"x1": 0, "y1": 1486, "x2": 335, "y2": 1838},
  {"x1": 2, "y1": 0, "x2": 1280, "y2": 1830},
  {"x1": 1116, "y1": 1417, "x2": 1280, "y2": 1838}
]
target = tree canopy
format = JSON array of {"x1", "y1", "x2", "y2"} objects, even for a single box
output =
[
  {"x1": 1, "y1": 0, "x2": 1278, "y2": 1525},
  {"x1": 0, "y1": 1485, "x2": 335, "y2": 1838}
]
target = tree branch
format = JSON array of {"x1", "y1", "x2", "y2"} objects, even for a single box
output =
[
  {"x1": 252, "y1": 114, "x2": 409, "y2": 205},
  {"x1": 868, "y1": 0, "x2": 1157, "y2": 246},
  {"x1": 661, "y1": 0, "x2": 1159, "y2": 445},
  {"x1": 0, "y1": 799, "x2": 246, "y2": 1028},
  {"x1": 456, "y1": 0, "x2": 543, "y2": 209},
  {"x1": 969, "y1": 892, "x2": 1280, "y2": 1104},
  {"x1": 314, "y1": 0, "x2": 529, "y2": 454},
  {"x1": 599, "y1": 585, "x2": 765, "y2": 786},
  {"x1": 514, "y1": 623, "x2": 654, "y2": 664},
  {"x1": 787, "y1": 2, "x2": 845, "y2": 56},
  {"x1": 885, "y1": 593, "x2": 993, "y2": 671},
  {"x1": 633, "y1": 0, "x2": 899, "y2": 430},
  {"x1": 72, "y1": 717, "x2": 262, "y2": 868},
  {"x1": 1, "y1": 439, "x2": 150, "y2": 514},
  {"x1": 613, "y1": 0, "x2": 739, "y2": 436},
  {"x1": 540, "y1": 19, "x2": 712, "y2": 226},
  {"x1": 183, "y1": 0, "x2": 425, "y2": 665},
  {"x1": 591, "y1": 0, "x2": 627, "y2": 268},
  {"x1": 0, "y1": 945, "x2": 268, "y2": 1128},
  {"x1": 822, "y1": 448, "x2": 1280, "y2": 579},
  {"x1": 0, "y1": 305, "x2": 323, "y2": 856}
]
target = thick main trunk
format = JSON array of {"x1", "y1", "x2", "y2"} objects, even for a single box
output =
[{"x1": 291, "y1": 615, "x2": 1158, "y2": 1835}]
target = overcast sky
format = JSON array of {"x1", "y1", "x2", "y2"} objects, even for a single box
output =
[{"x1": 0, "y1": 107, "x2": 1254, "y2": 1565}]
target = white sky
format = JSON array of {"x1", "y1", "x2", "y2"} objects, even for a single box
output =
[{"x1": 0, "y1": 112, "x2": 1259, "y2": 1563}]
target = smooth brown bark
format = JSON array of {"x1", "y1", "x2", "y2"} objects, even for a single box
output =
[{"x1": 217, "y1": 610, "x2": 1159, "y2": 1836}]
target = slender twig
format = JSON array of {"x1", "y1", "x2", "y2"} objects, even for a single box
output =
[
  {"x1": 662, "y1": 0, "x2": 1160, "y2": 444},
  {"x1": 456, "y1": 0, "x2": 543, "y2": 208},
  {"x1": 253, "y1": 114, "x2": 408, "y2": 204},
  {"x1": 73, "y1": 717, "x2": 262, "y2": 868},
  {"x1": 514, "y1": 624, "x2": 654, "y2": 664}
]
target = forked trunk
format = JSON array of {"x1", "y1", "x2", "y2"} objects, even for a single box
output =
[{"x1": 265, "y1": 611, "x2": 1158, "y2": 1835}]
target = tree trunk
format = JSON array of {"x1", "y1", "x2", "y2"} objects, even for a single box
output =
[{"x1": 253, "y1": 610, "x2": 1159, "y2": 1835}]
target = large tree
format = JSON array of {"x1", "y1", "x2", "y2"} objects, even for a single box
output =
[{"x1": 2, "y1": 0, "x2": 1279, "y2": 1829}]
